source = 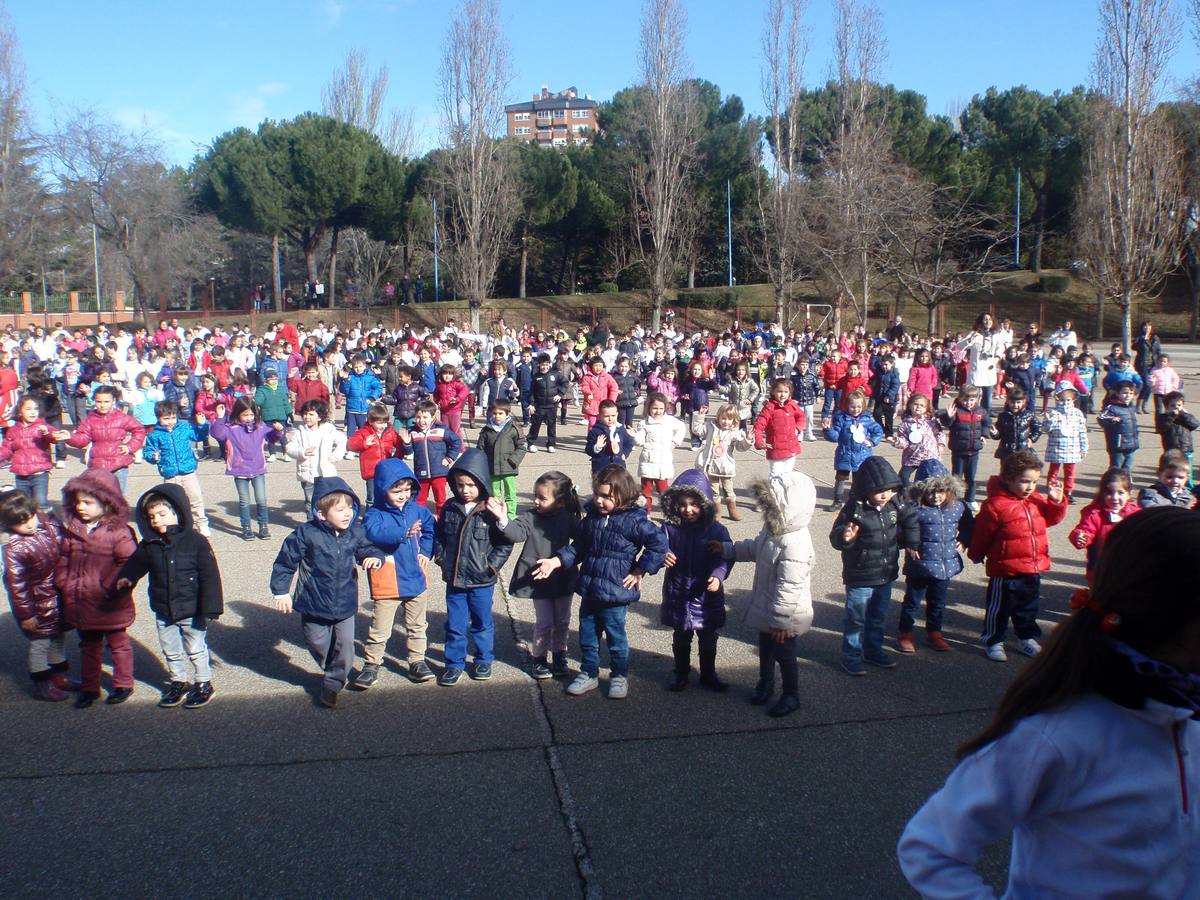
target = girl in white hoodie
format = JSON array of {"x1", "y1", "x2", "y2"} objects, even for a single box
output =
[
  {"x1": 898, "y1": 506, "x2": 1200, "y2": 898},
  {"x1": 633, "y1": 392, "x2": 688, "y2": 514},
  {"x1": 286, "y1": 399, "x2": 347, "y2": 510}
]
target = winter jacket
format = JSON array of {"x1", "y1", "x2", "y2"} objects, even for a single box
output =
[
  {"x1": 163, "y1": 378, "x2": 198, "y2": 417},
  {"x1": 659, "y1": 469, "x2": 732, "y2": 630},
  {"x1": 119, "y1": 483, "x2": 223, "y2": 624},
  {"x1": 209, "y1": 416, "x2": 274, "y2": 478},
  {"x1": 142, "y1": 422, "x2": 200, "y2": 478},
  {"x1": 514, "y1": 361, "x2": 534, "y2": 405},
  {"x1": 269, "y1": 477, "x2": 383, "y2": 620},
  {"x1": 0, "y1": 419, "x2": 56, "y2": 476},
  {"x1": 1156, "y1": 409, "x2": 1200, "y2": 454},
  {"x1": 1148, "y1": 365, "x2": 1181, "y2": 396},
  {"x1": 289, "y1": 377, "x2": 330, "y2": 411},
  {"x1": 398, "y1": 423, "x2": 462, "y2": 481},
  {"x1": 633, "y1": 414, "x2": 688, "y2": 481},
  {"x1": 1042, "y1": 405, "x2": 1090, "y2": 464},
  {"x1": 754, "y1": 399, "x2": 806, "y2": 460},
  {"x1": 647, "y1": 371, "x2": 680, "y2": 411},
  {"x1": 529, "y1": 370, "x2": 568, "y2": 410},
  {"x1": 363, "y1": 458, "x2": 436, "y2": 599},
  {"x1": 286, "y1": 422, "x2": 347, "y2": 484},
  {"x1": 499, "y1": 506, "x2": 580, "y2": 600},
  {"x1": 790, "y1": 370, "x2": 821, "y2": 407},
  {"x1": 478, "y1": 375, "x2": 520, "y2": 410},
  {"x1": 830, "y1": 457, "x2": 919, "y2": 587},
  {"x1": 993, "y1": 407, "x2": 1043, "y2": 458},
  {"x1": 346, "y1": 425, "x2": 400, "y2": 480},
  {"x1": 1098, "y1": 401, "x2": 1139, "y2": 452},
  {"x1": 338, "y1": 370, "x2": 383, "y2": 414},
  {"x1": 724, "y1": 376, "x2": 760, "y2": 421},
  {"x1": 55, "y1": 469, "x2": 137, "y2": 631},
  {"x1": 696, "y1": 420, "x2": 751, "y2": 479},
  {"x1": 258, "y1": 356, "x2": 289, "y2": 385},
  {"x1": 254, "y1": 382, "x2": 292, "y2": 422},
  {"x1": 3, "y1": 513, "x2": 62, "y2": 637},
  {"x1": 613, "y1": 370, "x2": 641, "y2": 410},
  {"x1": 904, "y1": 498, "x2": 974, "y2": 582},
  {"x1": 1069, "y1": 499, "x2": 1140, "y2": 580},
  {"x1": 906, "y1": 364, "x2": 939, "y2": 399},
  {"x1": 477, "y1": 419, "x2": 527, "y2": 477},
  {"x1": 871, "y1": 368, "x2": 900, "y2": 404},
  {"x1": 558, "y1": 502, "x2": 668, "y2": 607},
  {"x1": 580, "y1": 370, "x2": 619, "y2": 418},
  {"x1": 390, "y1": 381, "x2": 426, "y2": 420},
  {"x1": 68, "y1": 408, "x2": 146, "y2": 471},
  {"x1": 939, "y1": 405, "x2": 991, "y2": 455},
  {"x1": 1138, "y1": 480, "x2": 1194, "y2": 509},
  {"x1": 723, "y1": 472, "x2": 815, "y2": 635},
  {"x1": 819, "y1": 358, "x2": 848, "y2": 388},
  {"x1": 967, "y1": 475, "x2": 1068, "y2": 577},
  {"x1": 824, "y1": 410, "x2": 884, "y2": 473},
  {"x1": 685, "y1": 376, "x2": 718, "y2": 412},
  {"x1": 1102, "y1": 366, "x2": 1143, "y2": 394},
  {"x1": 433, "y1": 450, "x2": 513, "y2": 589},
  {"x1": 127, "y1": 385, "x2": 164, "y2": 426},
  {"x1": 836, "y1": 372, "x2": 871, "y2": 407},
  {"x1": 434, "y1": 379, "x2": 470, "y2": 418},
  {"x1": 891, "y1": 415, "x2": 944, "y2": 469},
  {"x1": 586, "y1": 423, "x2": 634, "y2": 472}
]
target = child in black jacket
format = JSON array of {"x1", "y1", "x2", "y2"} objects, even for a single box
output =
[
  {"x1": 116, "y1": 483, "x2": 224, "y2": 709},
  {"x1": 993, "y1": 387, "x2": 1042, "y2": 461}
]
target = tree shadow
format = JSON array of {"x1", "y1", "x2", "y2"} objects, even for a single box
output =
[{"x1": 214, "y1": 600, "x2": 317, "y2": 694}]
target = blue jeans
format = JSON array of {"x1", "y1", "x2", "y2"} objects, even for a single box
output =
[
  {"x1": 1109, "y1": 449, "x2": 1136, "y2": 470},
  {"x1": 821, "y1": 388, "x2": 842, "y2": 418},
  {"x1": 346, "y1": 411, "x2": 367, "y2": 434},
  {"x1": 900, "y1": 575, "x2": 949, "y2": 633},
  {"x1": 14, "y1": 471, "x2": 49, "y2": 509},
  {"x1": 155, "y1": 616, "x2": 212, "y2": 682},
  {"x1": 578, "y1": 601, "x2": 629, "y2": 677},
  {"x1": 980, "y1": 386, "x2": 993, "y2": 411},
  {"x1": 952, "y1": 451, "x2": 980, "y2": 504},
  {"x1": 113, "y1": 466, "x2": 128, "y2": 493},
  {"x1": 234, "y1": 474, "x2": 269, "y2": 528},
  {"x1": 842, "y1": 582, "x2": 893, "y2": 664},
  {"x1": 443, "y1": 584, "x2": 495, "y2": 669}
]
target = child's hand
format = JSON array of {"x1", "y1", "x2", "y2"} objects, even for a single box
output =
[
  {"x1": 417, "y1": 554, "x2": 430, "y2": 573},
  {"x1": 396, "y1": 427, "x2": 410, "y2": 442},
  {"x1": 841, "y1": 522, "x2": 860, "y2": 544},
  {"x1": 215, "y1": 403, "x2": 226, "y2": 418},
  {"x1": 364, "y1": 435, "x2": 377, "y2": 447},
  {"x1": 118, "y1": 442, "x2": 130, "y2": 455},
  {"x1": 553, "y1": 395, "x2": 562, "y2": 403},
  {"x1": 705, "y1": 540, "x2": 726, "y2": 556},
  {"x1": 273, "y1": 421, "x2": 285, "y2": 431},
  {"x1": 531, "y1": 557, "x2": 562, "y2": 580},
  {"x1": 527, "y1": 404, "x2": 535, "y2": 414},
  {"x1": 53, "y1": 430, "x2": 70, "y2": 441},
  {"x1": 905, "y1": 548, "x2": 921, "y2": 560},
  {"x1": 771, "y1": 628, "x2": 796, "y2": 643},
  {"x1": 1047, "y1": 482, "x2": 1064, "y2": 503},
  {"x1": 706, "y1": 576, "x2": 721, "y2": 592},
  {"x1": 440, "y1": 456, "x2": 452, "y2": 467},
  {"x1": 273, "y1": 595, "x2": 293, "y2": 613},
  {"x1": 1071, "y1": 532, "x2": 1089, "y2": 549},
  {"x1": 302, "y1": 447, "x2": 315, "y2": 458},
  {"x1": 115, "y1": 577, "x2": 133, "y2": 591},
  {"x1": 362, "y1": 557, "x2": 383, "y2": 570},
  {"x1": 822, "y1": 418, "x2": 832, "y2": 430},
  {"x1": 485, "y1": 496, "x2": 506, "y2": 519},
  {"x1": 196, "y1": 414, "x2": 207, "y2": 424},
  {"x1": 18, "y1": 617, "x2": 38, "y2": 634},
  {"x1": 621, "y1": 570, "x2": 644, "y2": 590},
  {"x1": 663, "y1": 551, "x2": 677, "y2": 568},
  {"x1": 406, "y1": 521, "x2": 423, "y2": 538},
  {"x1": 36, "y1": 425, "x2": 49, "y2": 437}
]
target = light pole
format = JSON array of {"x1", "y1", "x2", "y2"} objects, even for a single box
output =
[
  {"x1": 431, "y1": 196, "x2": 441, "y2": 303},
  {"x1": 726, "y1": 179, "x2": 734, "y2": 288},
  {"x1": 1015, "y1": 164, "x2": 1021, "y2": 267},
  {"x1": 91, "y1": 222, "x2": 102, "y2": 325}
]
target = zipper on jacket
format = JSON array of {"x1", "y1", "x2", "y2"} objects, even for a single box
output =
[{"x1": 1175, "y1": 720, "x2": 1190, "y2": 815}]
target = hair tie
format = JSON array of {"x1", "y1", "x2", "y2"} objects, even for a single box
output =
[{"x1": 1069, "y1": 588, "x2": 1122, "y2": 632}]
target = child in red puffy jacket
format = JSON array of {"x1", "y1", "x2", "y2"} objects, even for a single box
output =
[
  {"x1": 967, "y1": 450, "x2": 1067, "y2": 664},
  {"x1": 753, "y1": 378, "x2": 806, "y2": 478},
  {"x1": 1068, "y1": 467, "x2": 1140, "y2": 585},
  {"x1": 835, "y1": 359, "x2": 871, "y2": 411},
  {"x1": 433, "y1": 364, "x2": 470, "y2": 437},
  {"x1": 346, "y1": 403, "x2": 400, "y2": 507}
]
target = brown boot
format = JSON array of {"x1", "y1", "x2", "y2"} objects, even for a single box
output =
[{"x1": 725, "y1": 499, "x2": 741, "y2": 521}]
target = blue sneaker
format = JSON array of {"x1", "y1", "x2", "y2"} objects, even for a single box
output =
[
  {"x1": 471, "y1": 662, "x2": 492, "y2": 681},
  {"x1": 439, "y1": 667, "x2": 463, "y2": 686},
  {"x1": 841, "y1": 657, "x2": 866, "y2": 676},
  {"x1": 864, "y1": 652, "x2": 897, "y2": 670}
]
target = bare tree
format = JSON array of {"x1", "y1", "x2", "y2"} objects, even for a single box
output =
[
  {"x1": 1077, "y1": 0, "x2": 1186, "y2": 349},
  {"x1": 754, "y1": 0, "x2": 809, "y2": 327},
  {"x1": 436, "y1": 0, "x2": 518, "y2": 332},
  {"x1": 0, "y1": 4, "x2": 45, "y2": 291},
  {"x1": 627, "y1": 0, "x2": 699, "y2": 332}
]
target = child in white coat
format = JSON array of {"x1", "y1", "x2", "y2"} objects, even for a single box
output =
[
  {"x1": 633, "y1": 392, "x2": 688, "y2": 514},
  {"x1": 286, "y1": 399, "x2": 348, "y2": 509},
  {"x1": 695, "y1": 403, "x2": 752, "y2": 521}
]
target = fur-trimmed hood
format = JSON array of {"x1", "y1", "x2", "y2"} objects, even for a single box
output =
[
  {"x1": 662, "y1": 468, "x2": 716, "y2": 526},
  {"x1": 752, "y1": 471, "x2": 816, "y2": 536},
  {"x1": 62, "y1": 468, "x2": 129, "y2": 527},
  {"x1": 908, "y1": 458, "x2": 964, "y2": 504}
]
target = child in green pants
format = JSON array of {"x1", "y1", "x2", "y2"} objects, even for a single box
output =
[{"x1": 476, "y1": 400, "x2": 527, "y2": 519}]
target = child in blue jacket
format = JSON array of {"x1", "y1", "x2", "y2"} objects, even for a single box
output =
[
  {"x1": 397, "y1": 400, "x2": 463, "y2": 517},
  {"x1": 1098, "y1": 382, "x2": 1140, "y2": 471},
  {"x1": 338, "y1": 355, "x2": 383, "y2": 437},
  {"x1": 586, "y1": 400, "x2": 635, "y2": 472},
  {"x1": 869, "y1": 356, "x2": 901, "y2": 438},
  {"x1": 823, "y1": 389, "x2": 885, "y2": 511},
  {"x1": 142, "y1": 400, "x2": 211, "y2": 537},
  {"x1": 358, "y1": 458, "x2": 437, "y2": 687}
]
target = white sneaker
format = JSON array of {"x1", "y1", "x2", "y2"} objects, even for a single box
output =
[
  {"x1": 969, "y1": 501, "x2": 981, "y2": 514},
  {"x1": 986, "y1": 643, "x2": 1007, "y2": 662},
  {"x1": 345, "y1": 451, "x2": 357, "y2": 459},
  {"x1": 607, "y1": 675, "x2": 629, "y2": 699},
  {"x1": 1016, "y1": 638, "x2": 1042, "y2": 657},
  {"x1": 199, "y1": 526, "x2": 212, "y2": 538},
  {"x1": 547, "y1": 446, "x2": 556, "y2": 453},
  {"x1": 55, "y1": 460, "x2": 66, "y2": 469},
  {"x1": 578, "y1": 417, "x2": 588, "y2": 425},
  {"x1": 528, "y1": 445, "x2": 539, "y2": 453},
  {"x1": 566, "y1": 673, "x2": 599, "y2": 696}
]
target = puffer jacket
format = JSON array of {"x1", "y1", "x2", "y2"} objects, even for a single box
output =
[
  {"x1": 3, "y1": 513, "x2": 62, "y2": 637},
  {"x1": 338, "y1": 369, "x2": 383, "y2": 414},
  {"x1": 940, "y1": 404, "x2": 991, "y2": 455},
  {"x1": 1156, "y1": 409, "x2": 1200, "y2": 453},
  {"x1": 633, "y1": 414, "x2": 688, "y2": 481},
  {"x1": 659, "y1": 469, "x2": 732, "y2": 630},
  {"x1": 1138, "y1": 481, "x2": 1194, "y2": 509},
  {"x1": 118, "y1": 483, "x2": 223, "y2": 624},
  {"x1": 824, "y1": 410, "x2": 884, "y2": 473},
  {"x1": 830, "y1": 457, "x2": 919, "y2": 587},
  {"x1": 724, "y1": 376, "x2": 760, "y2": 421},
  {"x1": 558, "y1": 501, "x2": 667, "y2": 607},
  {"x1": 346, "y1": 424, "x2": 400, "y2": 480},
  {"x1": 1098, "y1": 401, "x2": 1139, "y2": 452},
  {"x1": 390, "y1": 381, "x2": 426, "y2": 420},
  {"x1": 586, "y1": 423, "x2": 635, "y2": 472},
  {"x1": 434, "y1": 379, "x2": 470, "y2": 417},
  {"x1": 1069, "y1": 499, "x2": 1141, "y2": 580},
  {"x1": 613, "y1": 370, "x2": 641, "y2": 410},
  {"x1": 0, "y1": 418, "x2": 56, "y2": 476},
  {"x1": 399, "y1": 423, "x2": 462, "y2": 480},
  {"x1": 433, "y1": 450, "x2": 513, "y2": 588},
  {"x1": 968, "y1": 475, "x2": 1068, "y2": 577},
  {"x1": 904, "y1": 465, "x2": 974, "y2": 582},
  {"x1": 289, "y1": 376, "x2": 331, "y2": 411},
  {"x1": 68, "y1": 408, "x2": 146, "y2": 471},
  {"x1": 254, "y1": 382, "x2": 292, "y2": 422},
  {"x1": 269, "y1": 477, "x2": 383, "y2": 620},
  {"x1": 790, "y1": 370, "x2": 821, "y2": 407},
  {"x1": 993, "y1": 407, "x2": 1043, "y2": 458},
  {"x1": 871, "y1": 368, "x2": 900, "y2": 404},
  {"x1": 363, "y1": 458, "x2": 436, "y2": 598},
  {"x1": 55, "y1": 469, "x2": 137, "y2": 631},
  {"x1": 754, "y1": 399, "x2": 806, "y2": 460},
  {"x1": 907, "y1": 363, "x2": 939, "y2": 399},
  {"x1": 209, "y1": 416, "x2": 273, "y2": 477},
  {"x1": 820, "y1": 357, "x2": 848, "y2": 388},
  {"x1": 476, "y1": 419, "x2": 526, "y2": 477},
  {"x1": 580, "y1": 370, "x2": 618, "y2": 417},
  {"x1": 696, "y1": 420, "x2": 751, "y2": 478},
  {"x1": 142, "y1": 422, "x2": 200, "y2": 477},
  {"x1": 724, "y1": 471, "x2": 816, "y2": 635},
  {"x1": 499, "y1": 504, "x2": 580, "y2": 600},
  {"x1": 891, "y1": 415, "x2": 944, "y2": 469},
  {"x1": 286, "y1": 421, "x2": 347, "y2": 484},
  {"x1": 529, "y1": 369, "x2": 568, "y2": 410},
  {"x1": 647, "y1": 371, "x2": 680, "y2": 411}
]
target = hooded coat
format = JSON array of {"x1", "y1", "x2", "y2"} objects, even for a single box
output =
[
  {"x1": 285, "y1": 421, "x2": 347, "y2": 484},
  {"x1": 830, "y1": 456, "x2": 920, "y2": 587},
  {"x1": 1155, "y1": 409, "x2": 1200, "y2": 454},
  {"x1": 1098, "y1": 401, "x2": 1139, "y2": 452},
  {"x1": 476, "y1": 418, "x2": 527, "y2": 477},
  {"x1": 118, "y1": 483, "x2": 223, "y2": 624},
  {"x1": 67, "y1": 408, "x2": 146, "y2": 471},
  {"x1": 3, "y1": 513, "x2": 62, "y2": 637},
  {"x1": 904, "y1": 460, "x2": 974, "y2": 582},
  {"x1": 434, "y1": 449, "x2": 513, "y2": 589},
  {"x1": 269, "y1": 477, "x2": 383, "y2": 620},
  {"x1": 363, "y1": 458, "x2": 436, "y2": 598},
  {"x1": 55, "y1": 469, "x2": 137, "y2": 631},
  {"x1": 659, "y1": 469, "x2": 732, "y2": 630},
  {"x1": 723, "y1": 471, "x2": 816, "y2": 635}
]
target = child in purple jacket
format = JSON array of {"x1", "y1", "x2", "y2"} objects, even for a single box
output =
[{"x1": 209, "y1": 397, "x2": 284, "y2": 540}]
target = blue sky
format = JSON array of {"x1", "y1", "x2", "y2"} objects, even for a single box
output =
[{"x1": 9, "y1": 0, "x2": 1199, "y2": 165}]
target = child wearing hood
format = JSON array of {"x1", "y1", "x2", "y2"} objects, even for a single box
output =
[
  {"x1": 659, "y1": 469, "x2": 733, "y2": 693},
  {"x1": 476, "y1": 400, "x2": 527, "y2": 520},
  {"x1": 830, "y1": 457, "x2": 920, "y2": 676},
  {"x1": 358, "y1": 458, "x2": 437, "y2": 687},
  {"x1": 433, "y1": 449, "x2": 514, "y2": 686},
  {"x1": 116, "y1": 483, "x2": 224, "y2": 709},
  {"x1": 270, "y1": 477, "x2": 385, "y2": 708},
  {"x1": 714, "y1": 470, "x2": 816, "y2": 718}
]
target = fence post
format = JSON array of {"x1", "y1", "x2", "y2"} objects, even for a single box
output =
[
  {"x1": 69, "y1": 292, "x2": 79, "y2": 313},
  {"x1": 21, "y1": 292, "x2": 31, "y2": 314},
  {"x1": 113, "y1": 291, "x2": 126, "y2": 313}
]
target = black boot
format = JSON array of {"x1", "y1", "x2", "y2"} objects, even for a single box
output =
[
  {"x1": 697, "y1": 630, "x2": 728, "y2": 692},
  {"x1": 752, "y1": 634, "x2": 776, "y2": 704},
  {"x1": 769, "y1": 658, "x2": 800, "y2": 717},
  {"x1": 669, "y1": 630, "x2": 691, "y2": 692},
  {"x1": 827, "y1": 479, "x2": 848, "y2": 512}
]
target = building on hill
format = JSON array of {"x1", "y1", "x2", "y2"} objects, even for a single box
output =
[{"x1": 505, "y1": 86, "x2": 598, "y2": 148}]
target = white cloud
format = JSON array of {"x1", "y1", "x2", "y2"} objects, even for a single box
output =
[
  {"x1": 321, "y1": 0, "x2": 345, "y2": 24},
  {"x1": 112, "y1": 106, "x2": 203, "y2": 164},
  {"x1": 227, "y1": 82, "x2": 292, "y2": 128}
]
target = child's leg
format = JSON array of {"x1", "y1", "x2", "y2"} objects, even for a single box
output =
[
  {"x1": 925, "y1": 579, "x2": 950, "y2": 634},
  {"x1": 442, "y1": 589, "x2": 470, "y2": 671},
  {"x1": 401, "y1": 596, "x2": 429, "y2": 663},
  {"x1": 1046, "y1": 462, "x2": 1061, "y2": 492},
  {"x1": 656, "y1": 478, "x2": 668, "y2": 499},
  {"x1": 980, "y1": 576, "x2": 1016, "y2": 646},
  {"x1": 756, "y1": 632, "x2": 775, "y2": 686},
  {"x1": 863, "y1": 583, "x2": 891, "y2": 659},
  {"x1": 302, "y1": 480, "x2": 315, "y2": 510},
  {"x1": 577, "y1": 605, "x2": 602, "y2": 678},
  {"x1": 585, "y1": 413, "x2": 597, "y2": 429},
  {"x1": 641, "y1": 478, "x2": 655, "y2": 513},
  {"x1": 671, "y1": 628, "x2": 693, "y2": 675},
  {"x1": 822, "y1": 388, "x2": 835, "y2": 418},
  {"x1": 503, "y1": 475, "x2": 517, "y2": 519},
  {"x1": 364, "y1": 478, "x2": 375, "y2": 508},
  {"x1": 528, "y1": 413, "x2": 543, "y2": 446},
  {"x1": 234, "y1": 477, "x2": 252, "y2": 529},
  {"x1": 363, "y1": 598, "x2": 401, "y2": 666},
  {"x1": 697, "y1": 628, "x2": 720, "y2": 680},
  {"x1": 559, "y1": 397, "x2": 568, "y2": 425},
  {"x1": 79, "y1": 630, "x2": 104, "y2": 695},
  {"x1": 113, "y1": 466, "x2": 128, "y2": 494},
  {"x1": 465, "y1": 585, "x2": 496, "y2": 666},
  {"x1": 841, "y1": 586, "x2": 871, "y2": 665},
  {"x1": 619, "y1": 406, "x2": 634, "y2": 429},
  {"x1": 769, "y1": 456, "x2": 795, "y2": 478},
  {"x1": 430, "y1": 477, "x2": 448, "y2": 516},
  {"x1": 417, "y1": 478, "x2": 432, "y2": 511},
  {"x1": 962, "y1": 453, "x2": 979, "y2": 504},
  {"x1": 1063, "y1": 463, "x2": 1077, "y2": 497},
  {"x1": 551, "y1": 595, "x2": 571, "y2": 655},
  {"x1": 155, "y1": 618, "x2": 192, "y2": 683},
  {"x1": 802, "y1": 403, "x2": 815, "y2": 439},
  {"x1": 600, "y1": 605, "x2": 629, "y2": 677},
  {"x1": 107, "y1": 629, "x2": 134, "y2": 690},
  {"x1": 252, "y1": 474, "x2": 269, "y2": 528},
  {"x1": 1008, "y1": 574, "x2": 1043, "y2": 642},
  {"x1": 899, "y1": 465, "x2": 916, "y2": 487},
  {"x1": 532, "y1": 598, "x2": 554, "y2": 659},
  {"x1": 776, "y1": 635, "x2": 799, "y2": 699},
  {"x1": 545, "y1": 413, "x2": 558, "y2": 449},
  {"x1": 180, "y1": 617, "x2": 212, "y2": 683},
  {"x1": 173, "y1": 472, "x2": 209, "y2": 535},
  {"x1": 444, "y1": 407, "x2": 463, "y2": 437},
  {"x1": 899, "y1": 577, "x2": 924, "y2": 635},
  {"x1": 27, "y1": 636, "x2": 52, "y2": 682}
]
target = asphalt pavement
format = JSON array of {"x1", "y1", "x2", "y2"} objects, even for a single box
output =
[{"x1": 3, "y1": 343, "x2": 1196, "y2": 898}]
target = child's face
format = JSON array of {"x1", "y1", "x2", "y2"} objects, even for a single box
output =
[
  {"x1": 491, "y1": 407, "x2": 510, "y2": 426},
  {"x1": 648, "y1": 400, "x2": 665, "y2": 419},
  {"x1": 441, "y1": 370, "x2": 454, "y2": 381},
  {"x1": 303, "y1": 409, "x2": 320, "y2": 428},
  {"x1": 617, "y1": 360, "x2": 629, "y2": 374},
  {"x1": 385, "y1": 480, "x2": 413, "y2": 507},
  {"x1": 533, "y1": 482, "x2": 559, "y2": 514},
  {"x1": 174, "y1": 371, "x2": 188, "y2": 383},
  {"x1": 265, "y1": 375, "x2": 279, "y2": 389},
  {"x1": 867, "y1": 488, "x2": 895, "y2": 507},
  {"x1": 75, "y1": 492, "x2": 104, "y2": 523},
  {"x1": 772, "y1": 384, "x2": 791, "y2": 404},
  {"x1": 370, "y1": 418, "x2": 388, "y2": 433},
  {"x1": 319, "y1": 496, "x2": 356, "y2": 531},
  {"x1": 453, "y1": 473, "x2": 480, "y2": 503},
  {"x1": 599, "y1": 408, "x2": 617, "y2": 428},
  {"x1": 910, "y1": 398, "x2": 927, "y2": 417},
  {"x1": 847, "y1": 364, "x2": 860, "y2": 377},
  {"x1": 12, "y1": 514, "x2": 39, "y2": 536},
  {"x1": 93, "y1": 394, "x2": 115, "y2": 414},
  {"x1": 158, "y1": 412, "x2": 178, "y2": 431},
  {"x1": 398, "y1": 371, "x2": 412, "y2": 384},
  {"x1": 538, "y1": 360, "x2": 551, "y2": 372},
  {"x1": 237, "y1": 409, "x2": 255, "y2": 425},
  {"x1": 18, "y1": 400, "x2": 38, "y2": 423},
  {"x1": 1005, "y1": 468, "x2": 1041, "y2": 500},
  {"x1": 146, "y1": 502, "x2": 179, "y2": 533},
  {"x1": 798, "y1": 360, "x2": 809, "y2": 372},
  {"x1": 1117, "y1": 387, "x2": 1135, "y2": 406},
  {"x1": 594, "y1": 482, "x2": 617, "y2": 515},
  {"x1": 717, "y1": 413, "x2": 737, "y2": 430},
  {"x1": 881, "y1": 360, "x2": 893, "y2": 371},
  {"x1": 962, "y1": 395, "x2": 978, "y2": 410},
  {"x1": 677, "y1": 495, "x2": 703, "y2": 523},
  {"x1": 847, "y1": 397, "x2": 865, "y2": 416},
  {"x1": 413, "y1": 410, "x2": 433, "y2": 430},
  {"x1": 1163, "y1": 467, "x2": 1190, "y2": 494},
  {"x1": 1008, "y1": 396, "x2": 1026, "y2": 413},
  {"x1": 927, "y1": 488, "x2": 948, "y2": 508},
  {"x1": 305, "y1": 369, "x2": 318, "y2": 380},
  {"x1": 1101, "y1": 481, "x2": 1130, "y2": 511},
  {"x1": 590, "y1": 361, "x2": 604, "y2": 375},
  {"x1": 1168, "y1": 399, "x2": 1185, "y2": 416},
  {"x1": 353, "y1": 361, "x2": 366, "y2": 374}
]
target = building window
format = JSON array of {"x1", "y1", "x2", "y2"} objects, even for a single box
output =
[
  {"x1": 553, "y1": 109, "x2": 566, "y2": 118},
  {"x1": 572, "y1": 109, "x2": 590, "y2": 119},
  {"x1": 552, "y1": 138, "x2": 567, "y2": 146},
  {"x1": 514, "y1": 112, "x2": 530, "y2": 121},
  {"x1": 536, "y1": 110, "x2": 551, "y2": 120},
  {"x1": 515, "y1": 127, "x2": 532, "y2": 135},
  {"x1": 573, "y1": 124, "x2": 589, "y2": 133}
]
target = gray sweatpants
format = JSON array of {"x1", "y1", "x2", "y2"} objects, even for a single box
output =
[{"x1": 302, "y1": 614, "x2": 356, "y2": 693}]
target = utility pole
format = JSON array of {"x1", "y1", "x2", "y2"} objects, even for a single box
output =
[
  {"x1": 91, "y1": 222, "x2": 102, "y2": 325},
  {"x1": 1015, "y1": 165, "x2": 1021, "y2": 267}
]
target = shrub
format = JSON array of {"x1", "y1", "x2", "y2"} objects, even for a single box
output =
[
  {"x1": 598, "y1": 282, "x2": 619, "y2": 294},
  {"x1": 675, "y1": 290, "x2": 736, "y2": 311},
  {"x1": 1039, "y1": 274, "x2": 1071, "y2": 294}
]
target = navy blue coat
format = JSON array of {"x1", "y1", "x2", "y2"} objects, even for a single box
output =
[
  {"x1": 871, "y1": 368, "x2": 900, "y2": 404},
  {"x1": 903, "y1": 501, "x2": 974, "y2": 581},
  {"x1": 1098, "y1": 402, "x2": 1139, "y2": 451},
  {"x1": 659, "y1": 469, "x2": 732, "y2": 630},
  {"x1": 586, "y1": 423, "x2": 634, "y2": 472},
  {"x1": 270, "y1": 477, "x2": 384, "y2": 620},
  {"x1": 434, "y1": 449, "x2": 513, "y2": 589},
  {"x1": 994, "y1": 407, "x2": 1043, "y2": 458},
  {"x1": 363, "y1": 458, "x2": 436, "y2": 598},
  {"x1": 790, "y1": 370, "x2": 821, "y2": 406},
  {"x1": 940, "y1": 406, "x2": 992, "y2": 454},
  {"x1": 559, "y1": 504, "x2": 668, "y2": 607}
]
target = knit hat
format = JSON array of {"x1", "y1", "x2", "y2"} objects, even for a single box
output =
[
  {"x1": 1054, "y1": 380, "x2": 1078, "y2": 397},
  {"x1": 915, "y1": 459, "x2": 950, "y2": 482},
  {"x1": 851, "y1": 456, "x2": 902, "y2": 499}
]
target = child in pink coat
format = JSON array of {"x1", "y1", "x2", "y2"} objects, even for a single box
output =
[{"x1": 580, "y1": 357, "x2": 618, "y2": 429}]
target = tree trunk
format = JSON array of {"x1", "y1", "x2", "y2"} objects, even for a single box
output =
[
  {"x1": 775, "y1": 283, "x2": 785, "y2": 329},
  {"x1": 555, "y1": 236, "x2": 571, "y2": 295},
  {"x1": 687, "y1": 260, "x2": 696, "y2": 289},
  {"x1": 1121, "y1": 287, "x2": 1133, "y2": 354},
  {"x1": 518, "y1": 221, "x2": 528, "y2": 299},
  {"x1": 327, "y1": 225, "x2": 339, "y2": 309},
  {"x1": 650, "y1": 287, "x2": 663, "y2": 333},
  {"x1": 926, "y1": 303, "x2": 937, "y2": 338},
  {"x1": 271, "y1": 234, "x2": 282, "y2": 312},
  {"x1": 1094, "y1": 289, "x2": 1105, "y2": 342},
  {"x1": 469, "y1": 297, "x2": 482, "y2": 333}
]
